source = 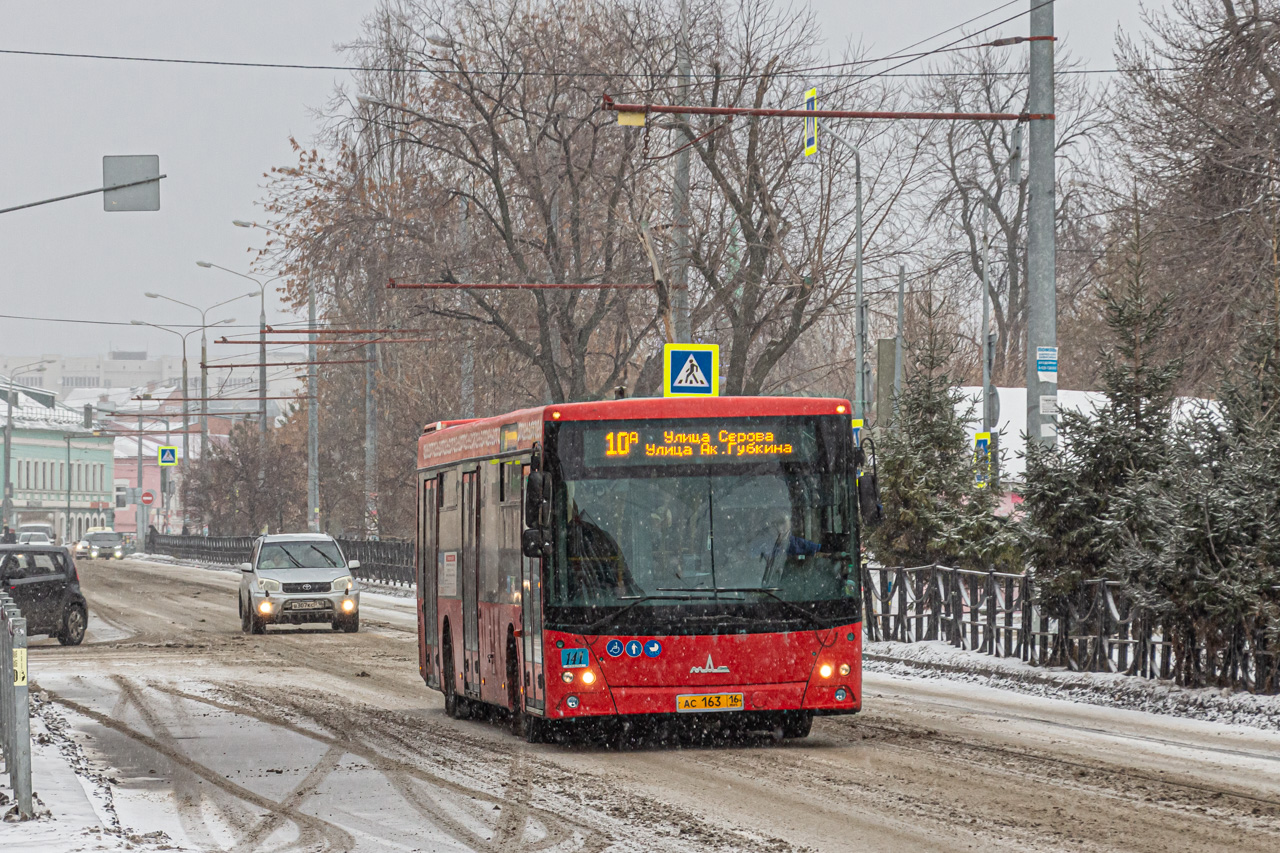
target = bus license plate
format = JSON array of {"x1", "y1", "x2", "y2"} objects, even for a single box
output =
[
  {"x1": 288, "y1": 600, "x2": 327, "y2": 610},
  {"x1": 675, "y1": 693, "x2": 744, "y2": 713}
]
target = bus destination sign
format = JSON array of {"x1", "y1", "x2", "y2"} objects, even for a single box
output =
[{"x1": 579, "y1": 422, "x2": 812, "y2": 467}]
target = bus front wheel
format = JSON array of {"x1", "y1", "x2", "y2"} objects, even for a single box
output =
[{"x1": 777, "y1": 711, "x2": 813, "y2": 739}]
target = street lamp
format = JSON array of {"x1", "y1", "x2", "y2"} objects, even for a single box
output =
[
  {"x1": 2, "y1": 359, "x2": 53, "y2": 530},
  {"x1": 196, "y1": 262, "x2": 282, "y2": 456},
  {"x1": 145, "y1": 291, "x2": 252, "y2": 460},
  {"x1": 234, "y1": 220, "x2": 320, "y2": 532}
]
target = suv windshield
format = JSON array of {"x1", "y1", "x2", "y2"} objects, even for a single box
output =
[
  {"x1": 546, "y1": 415, "x2": 857, "y2": 633},
  {"x1": 87, "y1": 533, "x2": 122, "y2": 545},
  {"x1": 257, "y1": 541, "x2": 344, "y2": 570}
]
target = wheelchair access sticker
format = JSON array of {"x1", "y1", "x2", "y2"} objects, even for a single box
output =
[{"x1": 560, "y1": 648, "x2": 589, "y2": 668}]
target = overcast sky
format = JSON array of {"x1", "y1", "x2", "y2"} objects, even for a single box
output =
[{"x1": 0, "y1": 0, "x2": 1156, "y2": 360}]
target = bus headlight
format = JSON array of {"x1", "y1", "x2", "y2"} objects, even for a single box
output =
[
  {"x1": 818, "y1": 663, "x2": 833, "y2": 679},
  {"x1": 835, "y1": 688, "x2": 848, "y2": 702},
  {"x1": 839, "y1": 663, "x2": 851, "y2": 676},
  {"x1": 581, "y1": 670, "x2": 596, "y2": 685},
  {"x1": 565, "y1": 695, "x2": 579, "y2": 709},
  {"x1": 561, "y1": 671, "x2": 574, "y2": 683}
]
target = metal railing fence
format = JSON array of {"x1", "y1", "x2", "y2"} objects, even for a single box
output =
[
  {"x1": 862, "y1": 564, "x2": 1279, "y2": 695},
  {"x1": 1, "y1": 592, "x2": 32, "y2": 818},
  {"x1": 146, "y1": 533, "x2": 414, "y2": 588}
]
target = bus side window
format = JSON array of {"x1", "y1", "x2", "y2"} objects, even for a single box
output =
[{"x1": 440, "y1": 469, "x2": 457, "y2": 509}]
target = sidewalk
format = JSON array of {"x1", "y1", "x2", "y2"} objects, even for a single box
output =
[{"x1": 0, "y1": 695, "x2": 179, "y2": 852}]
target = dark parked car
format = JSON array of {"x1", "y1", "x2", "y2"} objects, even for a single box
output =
[{"x1": 0, "y1": 545, "x2": 88, "y2": 645}]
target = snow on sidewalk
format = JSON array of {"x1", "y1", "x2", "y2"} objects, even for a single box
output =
[
  {"x1": 865, "y1": 639, "x2": 1280, "y2": 732},
  {"x1": 0, "y1": 695, "x2": 183, "y2": 852}
]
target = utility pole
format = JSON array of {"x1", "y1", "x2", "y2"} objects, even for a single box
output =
[
  {"x1": 258, "y1": 289, "x2": 268, "y2": 457},
  {"x1": 670, "y1": 0, "x2": 693, "y2": 343},
  {"x1": 307, "y1": 279, "x2": 320, "y2": 533},
  {"x1": 200, "y1": 328, "x2": 210, "y2": 462},
  {"x1": 459, "y1": 198, "x2": 475, "y2": 418},
  {"x1": 815, "y1": 118, "x2": 864, "y2": 418},
  {"x1": 136, "y1": 411, "x2": 145, "y2": 539},
  {"x1": 982, "y1": 214, "x2": 992, "y2": 435},
  {"x1": 1026, "y1": 0, "x2": 1057, "y2": 448},
  {"x1": 894, "y1": 266, "x2": 905, "y2": 420},
  {"x1": 365, "y1": 290, "x2": 379, "y2": 539}
]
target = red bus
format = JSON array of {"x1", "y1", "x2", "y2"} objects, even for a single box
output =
[{"x1": 414, "y1": 396, "x2": 862, "y2": 741}]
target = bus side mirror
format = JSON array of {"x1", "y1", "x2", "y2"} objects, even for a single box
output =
[
  {"x1": 521, "y1": 527, "x2": 550, "y2": 559},
  {"x1": 524, "y1": 472, "x2": 549, "y2": 528}
]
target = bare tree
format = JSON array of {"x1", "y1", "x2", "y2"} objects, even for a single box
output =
[
  {"x1": 1111, "y1": 0, "x2": 1280, "y2": 391},
  {"x1": 908, "y1": 48, "x2": 1105, "y2": 386}
]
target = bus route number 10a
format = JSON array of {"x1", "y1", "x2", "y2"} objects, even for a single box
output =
[{"x1": 605, "y1": 431, "x2": 640, "y2": 457}]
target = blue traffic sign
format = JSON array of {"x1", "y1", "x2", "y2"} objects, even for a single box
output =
[
  {"x1": 157, "y1": 446, "x2": 178, "y2": 466},
  {"x1": 663, "y1": 343, "x2": 719, "y2": 397},
  {"x1": 624, "y1": 640, "x2": 643, "y2": 658},
  {"x1": 643, "y1": 639, "x2": 663, "y2": 658},
  {"x1": 605, "y1": 639, "x2": 624, "y2": 657}
]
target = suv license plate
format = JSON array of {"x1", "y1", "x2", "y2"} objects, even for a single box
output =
[
  {"x1": 675, "y1": 693, "x2": 744, "y2": 713},
  {"x1": 288, "y1": 600, "x2": 327, "y2": 610}
]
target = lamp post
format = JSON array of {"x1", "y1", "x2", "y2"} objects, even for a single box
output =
[
  {"x1": 196, "y1": 262, "x2": 281, "y2": 455},
  {"x1": 2, "y1": 360, "x2": 52, "y2": 529},
  {"x1": 233, "y1": 221, "x2": 320, "y2": 533},
  {"x1": 144, "y1": 291, "x2": 252, "y2": 461}
]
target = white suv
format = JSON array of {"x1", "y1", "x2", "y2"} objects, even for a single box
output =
[{"x1": 238, "y1": 534, "x2": 361, "y2": 634}]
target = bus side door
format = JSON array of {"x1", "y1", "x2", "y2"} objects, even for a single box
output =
[
  {"x1": 521, "y1": 463, "x2": 546, "y2": 712},
  {"x1": 461, "y1": 468, "x2": 482, "y2": 699},
  {"x1": 418, "y1": 474, "x2": 439, "y2": 688}
]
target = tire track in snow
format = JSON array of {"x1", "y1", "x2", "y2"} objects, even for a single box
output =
[{"x1": 43, "y1": 684, "x2": 356, "y2": 853}]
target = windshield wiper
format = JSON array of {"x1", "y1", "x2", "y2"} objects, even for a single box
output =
[
  {"x1": 681, "y1": 586, "x2": 828, "y2": 630},
  {"x1": 577, "y1": 594, "x2": 692, "y2": 634}
]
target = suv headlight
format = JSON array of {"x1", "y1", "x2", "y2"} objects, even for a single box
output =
[
  {"x1": 332, "y1": 575, "x2": 353, "y2": 593},
  {"x1": 258, "y1": 578, "x2": 281, "y2": 593}
]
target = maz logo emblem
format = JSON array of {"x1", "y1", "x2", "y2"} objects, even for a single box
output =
[{"x1": 690, "y1": 654, "x2": 730, "y2": 674}]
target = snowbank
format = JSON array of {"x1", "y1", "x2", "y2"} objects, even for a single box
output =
[{"x1": 866, "y1": 640, "x2": 1280, "y2": 732}]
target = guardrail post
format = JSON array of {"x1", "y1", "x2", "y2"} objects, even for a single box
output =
[{"x1": 2, "y1": 598, "x2": 33, "y2": 819}]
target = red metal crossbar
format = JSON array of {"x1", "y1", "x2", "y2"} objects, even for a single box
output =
[
  {"x1": 600, "y1": 93, "x2": 1051, "y2": 122},
  {"x1": 388, "y1": 278, "x2": 651, "y2": 290}
]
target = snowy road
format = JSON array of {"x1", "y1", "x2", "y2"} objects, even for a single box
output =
[{"x1": 17, "y1": 558, "x2": 1280, "y2": 852}]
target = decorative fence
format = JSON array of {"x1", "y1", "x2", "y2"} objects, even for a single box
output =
[
  {"x1": 146, "y1": 533, "x2": 415, "y2": 588},
  {"x1": 863, "y1": 564, "x2": 1279, "y2": 695},
  {"x1": 334, "y1": 538, "x2": 414, "y2": 587}
]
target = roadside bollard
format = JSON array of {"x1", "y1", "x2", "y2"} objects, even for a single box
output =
[{"x1": 0, "y1": 593, "x2": 33, "y2": 819}]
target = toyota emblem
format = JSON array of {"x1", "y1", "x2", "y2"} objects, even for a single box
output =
[{"x1": 302, "y1": 583, "x2": 312, "y2": 591}]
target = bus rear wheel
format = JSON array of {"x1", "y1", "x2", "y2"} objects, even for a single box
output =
[{"x1": 507, "y1": 638, "x2": 523, "y2": 736}]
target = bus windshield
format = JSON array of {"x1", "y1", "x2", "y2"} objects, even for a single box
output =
[{"x1": 547, "y1": 415, "x2": 857, "y2": 633}]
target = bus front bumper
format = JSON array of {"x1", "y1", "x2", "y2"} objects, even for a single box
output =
[{"x1": 547, "y1": 680, "x2": 860, "y2": 718}]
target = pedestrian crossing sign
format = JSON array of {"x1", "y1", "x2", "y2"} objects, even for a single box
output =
[
  {"x1": 663, "y1": 343, "x2": 719, "y2": 398},
  {"x1": 158, "y1": 446, "x2": 178, "y2": 466}
]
